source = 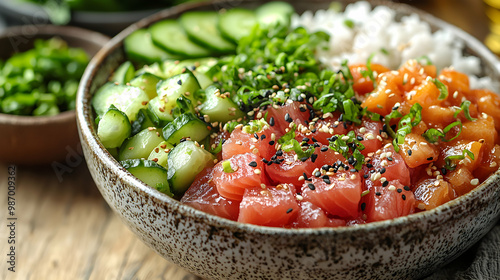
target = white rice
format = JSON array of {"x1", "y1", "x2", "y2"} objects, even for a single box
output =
[{"x1": 291, "y1": 1, "x2": 497, "y2": 91}]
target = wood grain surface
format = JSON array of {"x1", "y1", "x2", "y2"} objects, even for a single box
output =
[{"x1": 0, "y1": 1, "x2": 493, "y2": 280}]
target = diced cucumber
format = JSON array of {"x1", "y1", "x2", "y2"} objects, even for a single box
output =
[
  {"x1": 121, "y1": 159, "x2": 173, "y2": 197},
  {"x1": 256, "y1": 1, "x2": 294, "y2": 27},
  {"x1": 218, "y1": 8, "x2": 257, "y2": 43},
  {"x1": 179, "y1": 11, "x2": 236, "y2": 54},
  {"x1": 111, "y1": 61, "x2": 135, "y2": 85},
  {"x1": 92, "y1": 83, "x2": 149, "y2": 121},
  {"x1": 150, "y1": 19, "x2": 212, "y2": 58},
  {"x1": 97, "y1": 105, "x2": 131, "y2": 149},
  {"x1": 161, "y1": 58, "x2": 217, "y2": 89},
  {"x1": 131, "y1": 108, "x2": 155, "y2": 136},
  {"x1": 129, "y1": 72, "x2": 162, "y2": 99},
  {"x1": 135, "y1": 62, "x2": 164, "y2": 79},
  {"x1": 124, "y1": 29, "x2": 180, "y2": 64},
  {"x1": 161, "y1": 58, "x2": 217, "y2": 78},
  {"x1": 157, "y1": 71, "x2": 201, "y2": 101},
  {"x1": 148, "y1": 71, "x2": 201, "y2": 124},
  {"x1": 147, "y1": 96, "x2": 174, "y2": 126},
  {"x1": 199, "y1": 85, "x2": 245, "y2": 122},
  {"x1": 167, "y1": 140, "x2": 214, "y2": 195},
  {"x1": 147, "y1": 141, "x2": 174, "y2": 168},
  {"x1": 162, "y1": 113, "x2": 210, "y2": 145},
  {"x1": 119, "y1": 127, "x2": 164, "y2": 161}
]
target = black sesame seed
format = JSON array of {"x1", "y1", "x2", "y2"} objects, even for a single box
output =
[
  {"x1": 407, "y1": 149, "x2": 412, "y2": 156},
  {"x1": 356, "y1": 136, "x2": 364, "y2": 141},
  {"x1": 380, "y1": 168, "x2": 386, "y2": 174},
  {"x1": 323, "y1": 178, "x2": 331, "y2": 184},
  {"x1": 261, "y1": 134, "x2": 267, "y2": 140},
  {"x1": 321, "y1": 146, "x2": 328, "y2": 152},
  {"x1": 177, "y1": 80, "x2": 182, "y2": 85},
  {"x1": 402, "y1": 194, "x2": 406, "y2": 200},
  {"x1": 285, "y1": 113, "x2": 292, "y2": 123},
  {"x1": 427, "y1": 157, "x2": 434, "y2": 161},
  {"x1": 366, "y1": 163, "x2": 373, "y2": 168},
  {"x1": 262, "y1": 159, "x2": 269, "y2": 164},
  {"x1": 361, "y1": 202, "x2": 366, "y2": 211},
  {"x1": 404, "y1": 186, "x2": 410, "y2": 191},
  {"x1": 308, "y1": 183, "x2": 316, "y2": 190},
  {"x1": 286, "y1": 208, "x2": 293, "y2": 214},
  {"x1": 397, "y1": 188, "x2": 403, "y2": 193},
  {"x1": 254, "y1": 133, "x2": 259, "y2": 139},
  {"x1": 269, "y1": 117, "x2": 275, "y2": 126},
  {"x1": 249, "y1": 161, "x2": 258, "y2": 167},
  {"x1": 311, "y1": 154, "x2": 318, "y2": 163},
  {"x1": 300, "y1": 156, "x2": 309, "y2": 162},
  {"x1": 299, "y1": 107, "x2": 307, "y2": 112},
  {"x1": 382, "y1": 181, "x2": 389, "y2": 187},
  {"x1": 375, "y1": 192, "x2": 382, "y2": 196},
  {"x1": 276, "y1": 150, "x2": 283, "y2": 156},
  {"x1": 269, "y1": 140, "x2": 275, "y2": 146},
  {"x1": 387, "y1": 156, "x2": 393, "y2": 161},
  {"x1": 350, "y1": 169, "x2": 357, "y2": 173},
  {"x1": 313, "y1": 143, "x2": 320, "y2": 148},
  {"x1": 322, "y1": 165, "x2": 329, "y2": 171},
  {"x1": 363, "y1": 174, "x2": 369, "y2": 179},
  {"x1": 302, "y1": 137, "x2": 310, "y2": 143},
  {"x1": 441, "y1": 168, "x2": 447, "y2": 176},
  {"x1": 311, "y1": 128, "x2": 317, "y2": 133},
  {"x1": 314, "y1": 171, "x2": 321, "y2": 177},
  {"x1": 312, "y1": 137, "x2": 318, "y2": 142}
]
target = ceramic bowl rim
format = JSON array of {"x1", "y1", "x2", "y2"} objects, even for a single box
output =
[{"x1": 77, "y1": 0, "x2": 500, "y2": 236}]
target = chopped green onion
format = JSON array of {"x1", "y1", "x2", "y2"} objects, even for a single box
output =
[
  {"x1": 222, "y1": 160, "x2": 235, "y2": 173},
  {"x1": 433, "y1": 78, "x2": 448, "y2": 100}
]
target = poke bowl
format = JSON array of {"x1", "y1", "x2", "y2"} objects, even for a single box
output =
[
  {"x1": 77, "y1": 0, "x2": 500, "y2": 279},
  {"x1": 0, "y1": 25, "x2": 109, "y2": 165}
]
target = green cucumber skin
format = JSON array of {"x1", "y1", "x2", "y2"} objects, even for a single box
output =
[
  {"x1": 92, "y1": 83, "x2": 149, "y2": 122},
  {"x1": 199, "y1": 85, "x2": 245, "y2": 123},
  {"x1": 121, "y1": 159, "x2": 173, "y2": 197},
  {"x1": 218, "y1": 8, "x2": 257, "y2": 43},
  {"x1": 179, "y1": 11, "x2": 236, "y2": 54},
  {"x1": 150, "y1": 19, "x2": 212, "y2": 58},
  {"x1": 162, "y1": 113, "x2": 210, "y2": 145},
  {"x1": 97, "y1": 106, "x2": 132, "y2": 149},
  {"x1": 167, "y1": 140, "x2": 214, "y2": 195},
  {"x1": 118, "y1": 128, "x2": 164, "y2": 161}
]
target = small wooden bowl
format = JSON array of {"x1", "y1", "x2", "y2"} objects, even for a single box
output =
[{"x1": 0, "y1": 25, "x2": 109, "y2": 165}]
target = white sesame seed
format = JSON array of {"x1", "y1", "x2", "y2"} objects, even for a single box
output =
[
  {"x1": 471, "y1": 179, "x2": 479, "y2": 186},
  {"x1": 388, "y1": 185, "x2": 396, "y2": 191}
]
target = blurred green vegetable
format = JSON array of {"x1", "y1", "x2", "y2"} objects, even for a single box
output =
[
  {"x1": 22, "y1": 0, "x2": 198, "y2": 25},
  {"x1": 0, "y1": 37, "x2": 89, "y2": 116}
]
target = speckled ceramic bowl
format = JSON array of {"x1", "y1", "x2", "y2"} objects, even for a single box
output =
[
  {"x1": 76, "y1": 1, "x2": 500, "y2": 279},
  {"x1": 0, "y1": 25, "x2": 109, "y2": 165}
]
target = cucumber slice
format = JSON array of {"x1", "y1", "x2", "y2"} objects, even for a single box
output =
[
  {"x1": 150, "y1": 19, "x2": 212, "y2": 58},
  {"x1": 162, "y1": 113, "x2": 210, "y2": 145},
  {"x1": 111, "y1": 61, "x2": 135, "y2": 85},
  {"x1": 124, "y1": 29, "x2": 180, "y2": 64},
  {"x1": 147, "y1": 96, "x2": 174, "y2": 126},
  {"x1": 256, "y1": 1, "x2": 294, "y2": 27},
  {"x1": 119, "y1": 127, "x2": 164, "y2": 161},
  {"x1": 147, "y1": 141, "x2": 174, "y2": 168},
  {"x1": 121, "y1": 159, "x2": 173, "y2": 197},
  {"x1": 218, "y1": 8, "x2": 257, "y2": 43},
  {"x1": 92, "y1": 83, "x2": 149, "y2": 122},
  {"x1": 129, "y1": 72, "x2": 162, "y2": 99},
  {"x1": 97, "y1": 105, "x2": 131, "y2": 149},
  {"x1": 199, "y1": 85, "x2": 245, "y2": 122},
  {"x1": 179, "y1": 11, "x2": 236, "y2": 54},
  {"x1": 131, "y1": 108, "x2": 156, "y2": 136},
  {"x1": 167, "y1": 140, "x2": 214, "y2": 195}
]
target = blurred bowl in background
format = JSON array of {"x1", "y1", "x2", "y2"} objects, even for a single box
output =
[
  {"x1": 0, "y1": 0, "x2": 172, "y2": 36},
  {"x1": 0, "y1": 25, "x2": 109, "y2": 165}
]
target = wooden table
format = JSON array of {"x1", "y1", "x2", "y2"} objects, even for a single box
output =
[{"x1": 0, "y1": 1, "x2": 493, "y2": 279}]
